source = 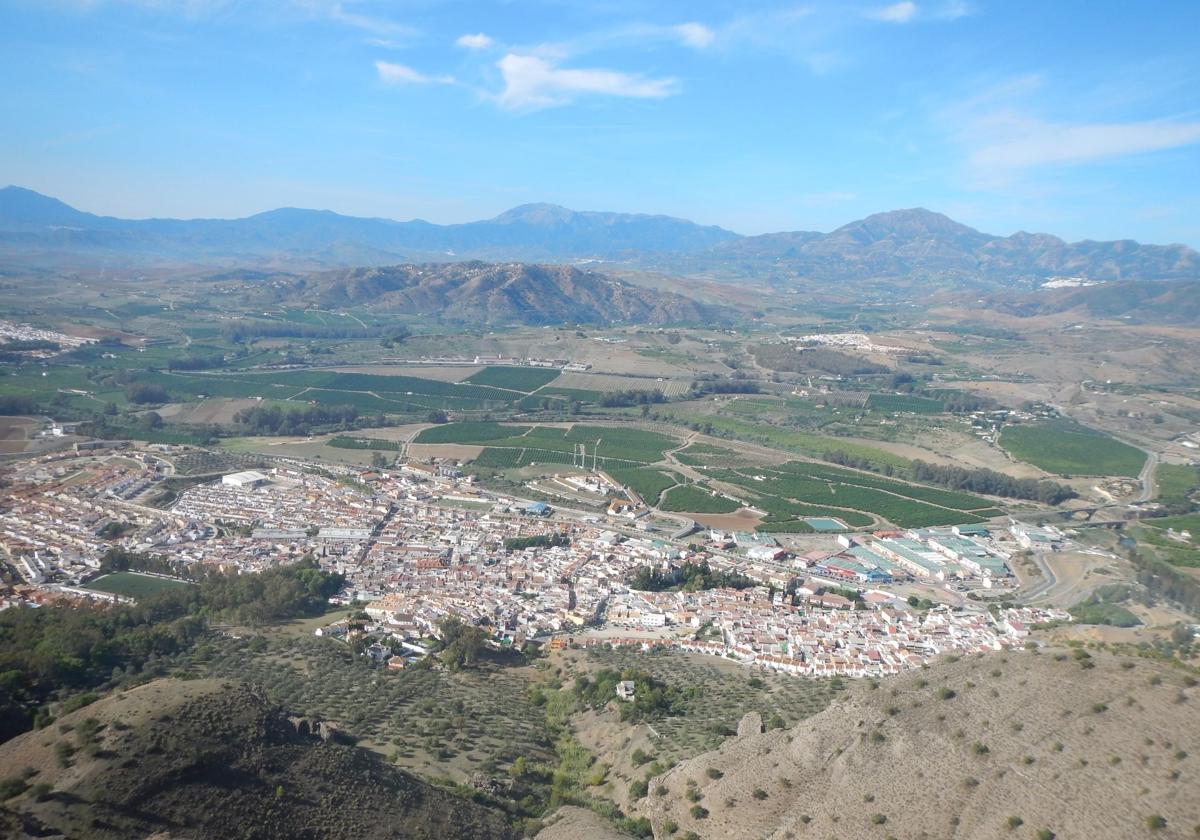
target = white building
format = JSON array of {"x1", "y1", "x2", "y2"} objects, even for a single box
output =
[{"x1": 222, "y1": 470, "x2": 268, "y2": 489}]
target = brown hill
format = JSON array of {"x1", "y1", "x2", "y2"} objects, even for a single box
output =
[
  {"x1": 0, "y1": 678, "x2": 514, "y2": 840},
  {"x1": 280, "y1": 261, "x2": 719, "y2": 326},
  {"x1": 644, "y1": 648, "x2": 1199, "y2": 839}
]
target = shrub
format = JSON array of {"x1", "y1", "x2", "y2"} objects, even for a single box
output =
[
  {"x1": 972, "y1": 742, "x2": 990, "y2": 756},
  {"x1": 938, "y1": 687, "x2": 957, "y2": 700},
  {"x1": 662, "y1": 819, "x2": 679, "y2": 835},
  {"x1": 1008, "y1": 816, "x2": 1024, "y2": 830},
  {"x1": 629, "y1": 779, "x2": 649, "y2": 800},
  {"x1": 0, "y1": 777, "x2": 28, "y2": 800},
  {"x1": 689, "y1": 805, "x2": 709, "y2": 820},
  {"x1": 1037, "y1": 830, "x2": 1056, "y2": 840},
  {"x1": 752, "y1": 788, "x2": 768, "y2": 800},
  {"x1": 870, "y1": 813, "x2": 887, "y2": 825},
  {"x1": 1146, "y1": 815, "x2": 1167, "y2": 830}
]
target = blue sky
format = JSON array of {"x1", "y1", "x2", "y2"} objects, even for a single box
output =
[{"x1": 2, "y1": 0, "x2": 1198, "y2": 245}]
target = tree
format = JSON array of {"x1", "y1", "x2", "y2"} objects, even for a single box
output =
[
  {"x1": 437, "y1": 617, "x2": 487, "y2": 671},
  {"x1": 426, "y1": 409, "x2": 448, "y2": 424}
]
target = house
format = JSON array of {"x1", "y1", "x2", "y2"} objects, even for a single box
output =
[{"x1": 615, "y1": 680, "x2": 636, "y2": 702}]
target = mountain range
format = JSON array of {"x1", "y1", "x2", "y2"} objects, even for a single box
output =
[{"x1": 2, "y1": 186, "x2": 1196, "y2": 286}]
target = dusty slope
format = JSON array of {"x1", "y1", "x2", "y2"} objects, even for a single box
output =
[
  {"x1": 0, "y1": 678, "x2": 514, "y2": 840},
  {"x1": 644, "y1": 649, "x2": 1199, "y2": 839}
]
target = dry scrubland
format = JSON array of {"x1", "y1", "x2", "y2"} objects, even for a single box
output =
[{"x1": 646, "y1": 648, "x2": 1199, "y2": 839}]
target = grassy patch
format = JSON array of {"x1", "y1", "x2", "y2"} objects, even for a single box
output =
[{"x1": 82, "y1": 572, "x2": 193, "y2": 598}]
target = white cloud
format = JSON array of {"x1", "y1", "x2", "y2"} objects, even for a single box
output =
[
  {"x1": 374, "y1": 60, "x2": 454, "y2": 86},
  {"x1": 456, "y1": 32, "x2": 493, "y2": 49},
  {"x1": 867, "y1": 2, "x2": 918, "y2": 23},
  {"x1": 968, "y1": 114, "x2": 1200, "y2": 171},
  {"x1": 673, "y1": 22, "x2": 715, "y2": 48},
  {"x1": 494, "y1": 54, "x2": 677, "y2": 110}
]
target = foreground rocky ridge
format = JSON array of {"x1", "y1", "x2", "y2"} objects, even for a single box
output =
[
  {"x1": 0, "y1": 678, "x2": 514, "y2": 840},
  {"x1": 644, "y1": 648, "x2": 1198, "y2": 839}
]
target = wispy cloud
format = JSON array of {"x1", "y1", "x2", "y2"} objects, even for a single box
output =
[
  {"x1": 456, "y1": 32, "x2": 493, "y2": 50},
  {"x1": 969, "y1": 114, "x2": 1200, "y2": 171},
  {"x1": 494, "y1": 54, "x2": 677, "y2": 110},
  {"x1": 375, "y1": 60, "x2": 454, "y2": 86},
  {"x1": 866, "y1": 2, "x2": 918, "y2": 23},
  {"x1": 296, "y1": 1, "x2": 414, "y2": 38},
  {"x1": 940, "y1": 75, "x2": 1200, "y2": 186}
]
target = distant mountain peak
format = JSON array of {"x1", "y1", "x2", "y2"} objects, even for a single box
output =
[{"x1": 489, "y1": 203, "x2": 579, "y2": 226}]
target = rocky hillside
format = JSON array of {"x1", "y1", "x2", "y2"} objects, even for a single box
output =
[
  {"x1": 0, "y1": 678, "x2": 514, "y2": 840},
  {"x1": 995, "y1": 279, "x2": 1200, "y2": 325},
  {"x1": 644, "y1": 648, "x2": 1198, "y2": 839},
  {"x1": 281, "y1": 261, "x2": 718, "y2": 325}
]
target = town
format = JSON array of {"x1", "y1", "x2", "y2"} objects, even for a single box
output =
[{"x1": 0, "y1": 444, "x2": 1067, "y2": 678}]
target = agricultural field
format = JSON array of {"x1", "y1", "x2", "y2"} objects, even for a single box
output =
[
  {"x1": 169, "y1": 450, "x2": 273, "y2": 475},
  {"x1": 699, "y1": 461, "x2": 999, "y2": 530},
  {"x1": 658, "y1": 484, "x2": 741, "y2": 514},
  {"x1": 464, "y1": 366, "x2": 561, "y2": 392},
  {"x1": 663, "y1": 410, "x2": 912, "y2": 470},
  {"x1": 327, "y1": 435, "x2": 404, "y2": 451},
  {"x1": 417, "y1": 422, "x2": 680, "y2": 466},
  {"x1": 1136, "y1": 513, "x2": 1200, "y2": 569},
  {"x1": 82, "y1": 571, "x2": 194, "y2": 598},
  {"x1": 1155, "y1": 463, "x2": 1199, "y2": 509},
  {"x1": 865, "y1": 393, "x2": 945, "y2": 414},
  {"x1": 552, "y1": 371, "x2": 691, "y2": 397},
  {"x1": 999, "y1": 419, "x2": 1146, "y2": 477},
  {"x1": 605, "y1": 467, "x2": 682, "y2": 505}
]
